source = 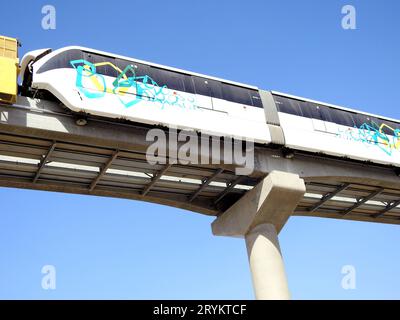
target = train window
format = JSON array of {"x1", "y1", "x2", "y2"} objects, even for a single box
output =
[
  {"x1": 273, "y1": 96, "x2": 301, "y2": 116},
  {"x1": 183, "y1": 76, "x2": 195, "y2": 94},
  {"x1": 172, "y1": 72, "x2": 185, "y2": 91},
  {"x1": 352, "y1": 114, "x2": 373, "y2": 128},
  {"x1": 62, "y1": 49, "x2": 84, "y2": 68},
  {"x1": 298, "y1": 101, "x2": 325, "y2": 120},
  {"x1": 379, "y1": 121, "x2": 390, "y2": 135},
  {"x1": 193, "y1": 77, "x2": 223, "y2": 98},
  {"x1": 133, "y1": 63, "x2": 150, "y2": 81},
  {"x1": 391, "y1": 121, "x2": 400, "y2": 131},
  {"x1": 297, "y1": 101, "x2": 312, "y2": 118},
  {"x1": 114, "y1": 59, "x2": 141, "y2": 79},
  {"x1": 164, "y1": 70, "x2": 185, "y2": 92},
  {"x1": 382, "y1": 121, "x2": 400, "y2": 136},
  {"x1": 222, "y1": 84, "x2": 252, "y2": 105},
  {"x1": 328, "y1": 108, "x2": 355, "y2": 127},
  {"x1": 148, "y1": 67, "x2": 185, "y2": 91},
  {"x1": 369, "y1": 117, "x2": 381, "y2": 130},
  {"x1": 84, "y1": 52, "x2": 118, "y2": 78},
  {"x1": 250, "y1": 90, "x2": 263, "y2": 108},
  {"x1": 208, "y1": 80, "x2": 223, "y2": 99},
  {"x1": 308, "y1": 103, "x2": 324, "y2": 120},
  {"x1": 193, "y1": 77, "x2": 211, "y2": 96},
  {"x1": 147, "y1": 67, "x2": 165, "y2": 87},
  {"x1": 320, "y1": 106, "x2": 333, "y2": 122},
  {"x1": 37, "y1": 49, "x2": 84, "y2": 73}
]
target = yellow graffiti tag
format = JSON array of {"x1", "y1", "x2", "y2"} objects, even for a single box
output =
[
  {"x1": 86, "y1": 61, "x2": 131, "y2": 95},
  {"x1": 379, "y1": 123, "x2": 400, "y2": 149}
]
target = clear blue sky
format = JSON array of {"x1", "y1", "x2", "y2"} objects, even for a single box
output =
[{"x1": 1, "y1": 0, "x2": 400, "y2": 299}]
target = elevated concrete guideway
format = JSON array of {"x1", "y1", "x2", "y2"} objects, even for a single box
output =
[
  {"x1": 2, "y1": 97, "x2": 400, "y2": 224},
  {"x1": 1, "y1": 96, "x2": 400, "y2": 299}
]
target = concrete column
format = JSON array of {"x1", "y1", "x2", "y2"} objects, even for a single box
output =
[
  {"x1": 245, "y1": 223, "x2": 290, "y2": 300},
  {"x1": 211, "y1": 171, "x2": 305, "y2": 300}
]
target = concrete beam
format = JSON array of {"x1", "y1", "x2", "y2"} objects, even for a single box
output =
[
  {"x1": 3, "y1": 97, "x2": 400, "y2": 190},
  {"x1": 0, "y1": 97, "x2": 258, "y2": 175},
  {"x1": 212, "y1": 171, "x2": 306, "y2": 237},
  {"x1": 254, "y1": 147, "x2": 400, "y2": 189},
  {"x1": 0, "y1": 177, "x2": 218, "y2": 216}
]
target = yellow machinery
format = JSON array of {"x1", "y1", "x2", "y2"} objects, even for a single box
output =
[{"x1": 0, "y1": 35, "x2": 19, "y2": 104}]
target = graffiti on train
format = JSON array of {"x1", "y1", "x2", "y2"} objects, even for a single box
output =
[
  {"x1": 70, "y1": 59, "x2": 197, "y2": 110},
  {"x1": 337, "y1": 121, "x2": 400, "y2": 155}
]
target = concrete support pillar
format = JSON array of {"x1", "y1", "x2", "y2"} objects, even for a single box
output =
[
  {"x1": 211, "y1": 171, "x2": 305, "y2": 300},
  {"x1": 245, "y1": 223, "x2": 290, "y2": 300}
]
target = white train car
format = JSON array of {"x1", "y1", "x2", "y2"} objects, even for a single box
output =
[
  {"x1": 19, "y1": 46, "x2": 270, "y2": 144},
  {"x1": 19, "y1": 46, "x2": 400, "y2": 168},
  {"x1": 272, "y1": 91, "x2": 400, "y2": 167}
]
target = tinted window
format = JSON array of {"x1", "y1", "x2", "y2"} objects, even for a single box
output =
[
  {"x1": 296, "y1": 101, "x2": 327, "y2": 120},
  {"x1": 84, "y1": 52, "x2": 117, "y2": 77},
  {"x1": 208, "y1": 80, "x2": 223, "y2": 99},
  {"x1": 168, "y1": 73, "x2": 185, "y2": 91},
  {"x1": 222, "y1": 83, "x2": 252, "y2": 105},
  {"x1": 193, "y1": 77, "x2": 211, "y2": 96},
  {"x1": 390, "y1": 121, "x2": 399, "y2": 131},
  {"x1": 148, "y1": 67, "x2": 185, "y2": 91},
  {"x1": 183, "y1": 76, "x2": 195, "y2": 94},
  {"x1": 297, "y1": 101, "x2": 312, "y2": 118},
  {"x1": 167, "y1": 71, "x2": 185, "y2": 91},
  {"x1": 147, "y1": 67, "x2": 164, "y2": 87},
  {"x1": 309, "y1": 104, "x2": 324, "y2": 120},
  {"x1": 274, "y1": 95, "x2": 301, "y2": 116},
  {"x1": 193, "y1": 77, "x2": 223, "y2": 98},
  {"x1": 381, "y1": 121, "x2": 400, "y2": 136},
  {"x1": 133, "y1": 63, "x2": 150, "y2": 81},
  {"x1": 250, "y1": 90, "x2": 263, "y2": 108},
  {"x1": 328, "y1": 108, "x2": 355, "y2": 127},
  {"x1": 113, "y1": 59, "x2": 149, "y2": 82},
  {"x1": 380, "y1": 121, "x2": 391, "y2": 135},
  {"x1": 352, "y1": 113, "x2": 373, "y2": 127},
  {"x1": 319, "y1": 106, "x2": 333, "y2": 122},
  {"x1": 369, "y1": 117, "x2": 381, "y2": 130},
  {"x1": 37, "y1": 49, "x2": 83, "y2": 73},
  {"x1": 114, "y1": 58, "x2": 135, "y2": 78},
  {"x1": 272, "y1": 94, "x2": 400, "y2": 132}
]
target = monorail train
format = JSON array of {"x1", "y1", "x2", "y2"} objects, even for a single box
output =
[{"x1": 19, "y1": 46, "x2": 400, "y2": 167}]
